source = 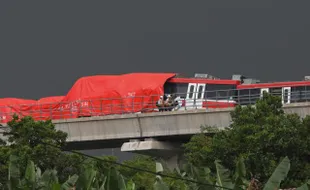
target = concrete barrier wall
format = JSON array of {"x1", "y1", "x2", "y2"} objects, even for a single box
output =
[
  {"x1": 2, "y1": 103, "x2": 310, "y2": 143},
  {"x1": 53, "y1": 102, "x2": 310, "y2": 142},
  {"x1": 54, "y1": 109, "x2": 233, "y2": 142}
]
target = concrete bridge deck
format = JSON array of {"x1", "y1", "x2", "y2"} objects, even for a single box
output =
[{"x1": 1, "y1": 102, "x2": 310, "y2": 150}]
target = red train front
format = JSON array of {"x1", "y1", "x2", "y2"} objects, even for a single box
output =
[{"x1": 163, "y1": 73, "x2": 240, "y2": 110}]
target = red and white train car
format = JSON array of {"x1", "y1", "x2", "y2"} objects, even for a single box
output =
[
  {"x1": 163, "y1": 74, "x2": 241, "y2": 110},
  {"x1": 236, "y1": 79, "x2": 310, "y2": 105}
]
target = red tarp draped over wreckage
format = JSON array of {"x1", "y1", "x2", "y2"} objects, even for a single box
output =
[
  {"x1": 30, "y1": 96, "x2": 66, "y2": 120},
  {"x1": 52, "y1": 73, "x2": 176, "y2": 119},
  {"x1": 0, "y1": 73, "x2": 176, "y2": 122},
  {"x1": 0, "y1": 98, "x2": 36, "y2": 123}
]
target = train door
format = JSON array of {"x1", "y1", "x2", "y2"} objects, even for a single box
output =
[
  {"x1": 195, "y1": 83, "x2": 206, "y2": 108},
  {"x1": 282, "y1": 87, "x2": 291, "y2": 104},
  {"x1": 260, "y1": 88, "x2": 269, "y2": 98},
  {"x1": 186, "y1": 83, "x2": 197, "y2": 109}
]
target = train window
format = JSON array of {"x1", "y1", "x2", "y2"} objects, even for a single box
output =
[
  {"x1": 205, "y1": 84, "x2": 237, "y2": 100},
  {"x1": 250, "y1": 89, "x2": 260, "y2": 103},
  {"x1": 205, "y1": 90, "x2": 216, "y2": 100},
  {"x1": 235, "y1": 88, "x2": 260, "y2": 105},
  {"x1": 230, "y1": 89, "x2": 238, "y2": 99},
  {"x1": 189, "y1": 85, "x2": 195, "y2": 99},
  {"x1": 176, "y1": 83, "x2": 189, "y2": 98},
  {"x1": 291, "y1": 87, "x2": 302, "y2": 103},
  {"x1": 164, "y1": 83, "x2": 177, "y2": 94},
  {"x1": 215, "y1": 90, "x2": 230, "y2": 100},
  {"x1": 270, "y1": 88, "x2": 282, "y2": 97},
  {"x1": 238, "y1": 89, "x2": 250, "y2": 105},
  {"x1": 197, "y1": 85, "x2": 204, "y2": 99},
  {"x1": 283, "y1": 89, "x2": 289, "y2": 103},
  {"x1": 305, "y1": 86, "x2": 310, "y2": 100}
]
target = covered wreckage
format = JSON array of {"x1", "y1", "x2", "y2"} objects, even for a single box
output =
[
  {"x1": 0, "y1": 98, "x2": 36, "y2": 122},
  {"x1": 0, "y1": 73, "x2": 176, "y2": 123}
]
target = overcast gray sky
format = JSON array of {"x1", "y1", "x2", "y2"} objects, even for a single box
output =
[{"x1": 1, "y1": 1, "x2": 310, "y2": 99}]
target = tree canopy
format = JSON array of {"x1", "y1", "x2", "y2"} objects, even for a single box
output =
[
  {"x1": 183, "y1": 93, "x2": 310, "y2": 188},
  {"x1": 0, "y1": 115, "x2": 84, "y2": 186}
]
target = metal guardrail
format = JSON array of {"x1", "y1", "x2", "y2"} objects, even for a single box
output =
[{"x1": 1, "y1": 89, "x2": 310, "y2": 122}]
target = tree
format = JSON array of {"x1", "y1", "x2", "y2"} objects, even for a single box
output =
[
  {"x1": 5, "y1": 151, "x2": 310, "y2": 190},
  {"x1": 183, "y1": 93, "x2": 310, "y2": 188},
  {"x1": 6, "y1": 154, "x2": 78, "y2": 190},
  {"x1": 120, "y1": 155, "x2": 157, "y2": 190},
  {"x1": 5, "y1": 154, "x2": 135, "y2": 190},
  {"x1": 0, "y1": 145, "x2": 10, "y2": 188},
  {"x1": 0, "y1": 115, "x2": 84, "y2": 186},
  {"x1": 0, "y1": 115, "x2": 181, "y2": 189}
]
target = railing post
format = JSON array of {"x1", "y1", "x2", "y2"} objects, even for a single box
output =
[
  {"x1": 10, "y1": 106, "x2": 12, "y2": 121},
  {"x1": 216, "y1": 91, "x2": 218, "y2": 108},
  {"x1": 227, "y1": 90, "x2": 229, "y2": 107},
  {"x1": 90, "y1": 100, "x2": 93, "y2": 116},
  {"x1": 50, "y1": 103, "x2": 52, "y2": 120},
  {"x1": 60, "y1": 102, "x2": 63, "y2": 119},
  {"x1": 40, "y1": 103, "x2": 42, "y2": 120},
  {"x1": 204, "y1": 91, "x2": 207, "y2": 110},
  {"x1": 184, "y1": 92, "x2": 187, "y2": 110},
  {"x1": 151, "y1": 95, "x2": 154, "y2": 112},
  {"x1": 121, "y1": 97, "x2": 123, "y2": 114},
  {"x1": 249, "y1": 90, "x2": 251, "y2": 104},
  {"x1": 195, "y1": 90, "x2": 197, "y2": 109},
  {"x1": 70, "y1": 102, "x2": 73, "y2": 118},
  {"x1": 141, "y1": 96, "x2": 144, "y2": 112},
  {"x1": 305, "y1": 86, "x2": 307, "y2": 102},
  {"x1": 238, "y1": 89, "x2": 240, "y2": 105},
  {"x1": 132, "y1": 96, "x2": 134, "y2": 113},
  {"x1": 100, "y1": 99, "x2": 103, "y2": 115},
  {"x1": 110, "y1": 98, "x2": 113, "y2": 115}
]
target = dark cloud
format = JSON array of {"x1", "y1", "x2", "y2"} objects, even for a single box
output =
[{"x1": 1, "y1": 1, "x2": 310, "y2": 99}]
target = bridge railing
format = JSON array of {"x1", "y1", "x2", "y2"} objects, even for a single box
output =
[{"x1": 1, "y1": 89, "x2": 310, "y2": 122}]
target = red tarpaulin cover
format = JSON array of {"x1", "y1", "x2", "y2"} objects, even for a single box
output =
[
  {"x1": 37, "y1": 96, "x2": 65, "y2": 103},
  {"x1": 30, "y1": 96, "x2": 66, "y2": 120},
  {"x1": 53, "y1": 73, "x2": 176, "y2": 119},
  {"x1": 0, "y1": 98, "x2": 36, "y2": 123},
  {"x1": 0, "y1": 73, "x2": 176, "y2": 122}
]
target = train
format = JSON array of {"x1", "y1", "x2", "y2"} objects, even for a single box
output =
[
  {"x1": 163, "y1": 73, "x2": 240, "y2": 109},
  {"x1": 163, "y1": 73, "x2": 310, "y2": 111},
  {"x1": 0, "y1": 72, "x2": 310, "y2": 122}
]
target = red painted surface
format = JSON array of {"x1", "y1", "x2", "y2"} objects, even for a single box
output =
[
  {"x1": 168, "y1": 78, "x2": 240, "y2": 85},
  {"x1": 237, "y1": 81, "x2": 310, "y2": 89}
]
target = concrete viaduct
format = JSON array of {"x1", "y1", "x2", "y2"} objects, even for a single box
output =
[{"x1": 1, "y1": 102, "x2": 310, "y2": 166}]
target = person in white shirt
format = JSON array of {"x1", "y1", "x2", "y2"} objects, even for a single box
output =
[{"x1": 156, "y1": 96, "x2": 164, "y2": 112}]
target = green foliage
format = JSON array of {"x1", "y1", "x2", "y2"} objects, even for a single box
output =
[
  {"x1": 184, "y1": 93, "x2": 310, "y2": 188},
  {"x1": 4, "y1": 144, "x2": 310, "y2": 190},
  {"x1": 162, "y1": 156, "x2": 310, "y2": 190},
  {"x1": 214, "y1": 160, "x2": 234, "y2": 190},
  {"x1": 233, "y1": 157, "x2": 249, "y2": 190},
  {"x1": 296, "y1": 180, "x2": 310, "y2": 190},
  {"x1": 0, "y1": 116, "x2": 84, "y2": 186},
  {"x1": 170, "y1": 157, "x2": 250, "y2": 190},
  {"x1": 120, "y1": 155, "x2": 156, "y2": 190},
  {"x1": 6, "y1": 154, "x2": 76, "y2": 190},
  {"x1": 5, "y1": 154, "x2": 138, "y2": 190},
  {"x1": 6, "y1": 116, "x2": 67, "y2": 171},
  {"x1": 0, "y1": 116, "x2": 181, "y2": 190},
  {"x1": 263, "y1": 156, "x2": 290, "y2": 190}
]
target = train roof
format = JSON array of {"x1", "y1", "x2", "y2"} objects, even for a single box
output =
[
  {"x1": 168, "y1": 77, "x2": 241, "y2": 85},
  {"x1": 237, "y1": 80, "x2": 310, "y2": 89}
]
